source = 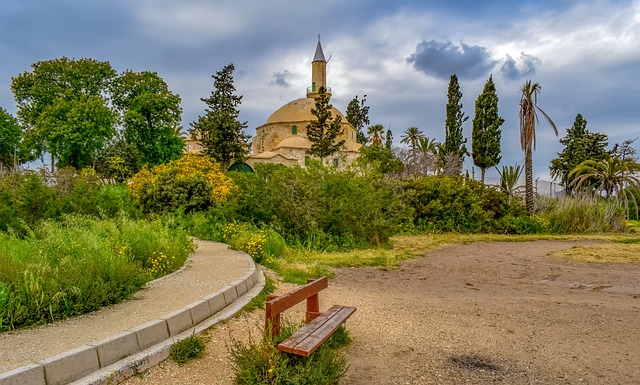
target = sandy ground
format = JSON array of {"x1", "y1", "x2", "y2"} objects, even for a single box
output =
[
  {"x1": 0, "y1": 240, "x2": 250, "y2": 373},
  {"x1": 124, "y1": 240, "x2": 640, "y2": 385}
]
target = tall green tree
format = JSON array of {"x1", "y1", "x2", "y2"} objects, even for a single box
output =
[
  {"x1": 0, "y1": 107, "x2": 22, "y2": 169},
  {"x1": 11, "y1": 57, "x2": 117, "y2": 170},
  {"x1": 346, "y1": 95, "x2": 370, "y2": 145},
  {"x1": 519, "y1": 80, "x2": 558, "y2": 212},
  {"x1": 190, "y1": 63, "x2": 250, "y2": 169},
  {"x1": 472, "y1": 75, "x2": 504, "y2": 183},
  {"x1": 111, "y1": 70, "x2": 184, "y2": 169},
  {"x1": 385, "y1": 129, "x2": 393, "y2": 150},
  {"x1": 549, "y1": 114, "x2": 608, "y2": 195},
  {"x1": 306, "y1": 87, "x2": 345, "y2": 162},
  {"x1": 442, "y1": 74, "x2": 469, "y2": 175}
]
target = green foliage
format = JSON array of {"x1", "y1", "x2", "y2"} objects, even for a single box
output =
[
  {"x1": 535, "y1": 195, "x2": 627, "y2": 233},
  {"x1": 228, "y1": 322, "x2": 349, "y2": 385},
  {"x1": 366, "y1": 124, "x2": 385, "y2": 146},
  {"x1": 189, "y1": 63, "x2": 250, "y2": 169},
  {"x1": 243, "y1": 277, "x2": 276, "y2": 313},
  {"x1": 496, "y1": 164, "x2": 523, "y2": 203},
  {"x1": 218, "y1": 222, "x2": 287, "y2": 265},
  {"x1": 472, "y1": 75, "x2": 504, "y2": 182},
  {"x1": 170, "y1": 333, "x2": 207, "y2": 364},
  {"x1": 0, "y1": 170, "x2": 138, "y2": 233},
  {"x1": 128, "y1": 155, "x2": 234, "y2": 214},
  {"x1": 306, "y1": 87, "x2": 345, "y2": 161},
  {"x1": 227, "y1": 163, "x2": 411, "y2": 249},
  {"x1": 550, "y1": 114, "x2": 609, "y2": 194},
  {"x1": 345, "y1": 95, "x2": 370, "y2": 145},
  {"x1": 0, "y1": 215, "x2": 193, "y2": 331},
  {"x1": 0, "y1": 108, "x2": 21, "y2": 169},
  {"x1": 111, "y1": 70, "x2": 184, "y2": 168},
  {"x1": 356, "y1": 144, "x2": 404, "y2": 177},
  {"x1": 11, "y1": 57, "x2": 117, "y2": 170},
  {"x1": 406, "y1": 176, "x2": 517, "y2": 232},
  {"x1": 443, "y1": 74, "x2": 469, "y2": 175}
]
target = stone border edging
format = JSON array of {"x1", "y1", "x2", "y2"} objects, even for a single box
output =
[{"x1": 0, "y1": 251, "x2": 264, "y2": 385}]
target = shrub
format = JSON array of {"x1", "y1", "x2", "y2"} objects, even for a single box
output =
[
  {"x1": 170, "y1": 333, "x2": 207, "y2": 364},
  {"x1": 229, "y1": 322, "x2": 349, "y2": 385},
  {"x1": 129, "y1": 154, "x2": 234, "y2": 214},
  {"x1": 218, "y1": 222, "x2": 287, "y2": 264}
]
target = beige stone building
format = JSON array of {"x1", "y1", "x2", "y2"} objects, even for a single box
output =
[{"x1": 246, "y1": 39, "x2": 361, "y2": 168}]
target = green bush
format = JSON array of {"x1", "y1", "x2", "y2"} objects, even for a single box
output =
[
  {"x1": 0, "y1": 215, "x2": 194, "y2": 331},
  {"x1": 229, "y1": 322, "x2": 349, "y2": 385},
  {"x1": 405, "y1": 176, "x2": 517, "y2": 232},
  {"x1": 226, "y1": 163, "x2": 412, "y2": 249}
]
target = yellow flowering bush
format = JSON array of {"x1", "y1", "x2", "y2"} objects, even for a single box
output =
[
  {"x1": 219, "y1": 223, "x2": 285, "y2": 265},
  {"x1": 129, "y1": 154, "x2": 235, "y2": 214}
]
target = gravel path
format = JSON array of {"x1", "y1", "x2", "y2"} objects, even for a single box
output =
[
  {"x1": 125, "y1": 240, "x2": 640, "y2": 385},
  {"x1": 0, "y1": 240, "x2": 251, "y2": 373}
]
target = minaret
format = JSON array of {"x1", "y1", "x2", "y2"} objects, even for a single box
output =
[{"x1": 307, "y1": 36, "x2": 330, "y2": 98}]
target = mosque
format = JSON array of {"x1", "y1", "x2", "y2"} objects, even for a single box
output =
[{"x1": 244, "y1": 38, "x2": 361, "y2": 168}]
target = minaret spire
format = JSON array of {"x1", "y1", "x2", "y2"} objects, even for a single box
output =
[{"x1": 308, "y1": 35, "x2": 329, "y2": 98}]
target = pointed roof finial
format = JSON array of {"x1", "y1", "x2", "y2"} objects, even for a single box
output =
[{"x1": 313, "y1": 35, "x2": 326, "y2": 62}]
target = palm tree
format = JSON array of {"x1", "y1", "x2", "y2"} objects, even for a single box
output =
[
  {"x1": 496, "y1": 164, "x2": 524, "y2": 203},
  {"x1": 569, "y1": 156, "x2": 640, "y2": 217},
  {"x1": 400, "y1": 127, "x2": 425, "y2": 152},
  {"x1": 367, "y1": 124, "x2": 385, "y2": 146},
  {"x1": 519, "y1": 80, "x2": 558, "y2": 212}
]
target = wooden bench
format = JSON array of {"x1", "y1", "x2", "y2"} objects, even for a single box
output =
[{"x1": 265, "y1": 277, "x2": 356, "y2": 357}]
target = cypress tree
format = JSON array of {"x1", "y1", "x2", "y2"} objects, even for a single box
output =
[
  {"x1": 306, "y1": 87, "x2": 345, "y2": 162},
  {"x1": 472, "y1": 75, "x2": 504, "y2": 183},
  {"x1": 442, "y1": 74, "x2": 468, "y2": 175}
]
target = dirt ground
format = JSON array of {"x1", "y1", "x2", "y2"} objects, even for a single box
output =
[{"x1": 124, "y1": 240, "x2": 640, "y2": 385}]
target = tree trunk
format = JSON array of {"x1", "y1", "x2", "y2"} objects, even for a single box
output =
[
  {"x1": 525, "y1": 146, "x2": 534, "y2": 212},
  {"x1": 480, "y1": 167, "x2": 486, "y2": 184}
]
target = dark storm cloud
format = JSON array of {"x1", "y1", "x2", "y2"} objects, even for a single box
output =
[
  {"x1": 500, "y1": 53, "x2": 542, "y2": 81},
  {"x1": 271, "y1": 70, "x2": 293, "y2": 87},
  {"x1": 407, "y1": 40, "x2": 497, "y2": 80}
]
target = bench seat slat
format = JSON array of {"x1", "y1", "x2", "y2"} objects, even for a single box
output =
[{"x1": 278, "y1": 305, "x2": 356, "y2": 357}]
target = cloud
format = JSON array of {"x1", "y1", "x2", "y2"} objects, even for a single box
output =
[
  {"x1": 499, "y1": 53, "x2": 542, "y2": 81},
  {"x1": 407, "y1": 40, "x2": 497, "y2": 80},
  {"x1": 271, "y1": 69, "x2": 293, "y2": 87}
]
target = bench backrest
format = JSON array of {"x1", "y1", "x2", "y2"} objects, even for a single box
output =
[{"x1": 265, "y1": 277, "x2": 328, "y2": 336}]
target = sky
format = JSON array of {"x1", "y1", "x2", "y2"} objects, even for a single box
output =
[{"x1": 1, "y1": 0, "x2": 639, "y2": 182}]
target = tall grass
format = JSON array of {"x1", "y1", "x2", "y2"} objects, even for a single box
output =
[
  {"x1": 536, "y1": 194, "x2": 627, "y2": 233},
  {"x1": 0, "y1": 215, "x2": 194, "y2": 332}
]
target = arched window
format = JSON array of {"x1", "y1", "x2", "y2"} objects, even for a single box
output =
[{"x1": 292, "y1": 125, "x2": 297, "y2": 135}]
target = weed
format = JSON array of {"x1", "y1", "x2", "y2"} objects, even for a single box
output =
[{"x1": 170, "y1": 333, "x2": 207, "y2": 364}]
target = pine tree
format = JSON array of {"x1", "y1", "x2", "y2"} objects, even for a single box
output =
[
  {"x1": 189, "y1": 63, "x2": 250, "y2": 169},
  {"x1": 346, "y1": 95, "x2": 370, "y2": 145},
  {"x1": 550, "y1": 114, "x2": 608, "y2": 194},
  {"x1": 306, "y1": 87, "x2": 345, "y2": 162},
  {"x1": 472, "y1": 75, "x2": 504, "y2": 183},
  {"x1": 442, "y1": 74, "x2": 468, "y2": 176}
]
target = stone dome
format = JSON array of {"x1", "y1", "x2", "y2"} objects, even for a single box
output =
[
  {"x1": 275, "y1": 134, "x2": 312, "y2": 149},
  {"x1": 266, "y1": 98, "x2": 346, "y2": 124}
]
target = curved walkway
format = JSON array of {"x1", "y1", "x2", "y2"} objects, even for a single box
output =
[{"x1": 0, "y1": 240, "x2": 264, "y2": 385}]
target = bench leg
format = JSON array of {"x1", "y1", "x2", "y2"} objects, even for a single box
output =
[{"x1": 306, "y1": 291, "x2": 320, "y2": 323}]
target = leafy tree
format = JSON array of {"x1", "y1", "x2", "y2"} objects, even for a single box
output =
[
  {"x1": 111, "y1": 70, "x2": 184, "y2": 168},
  {"x1": 472, "y1": 75, "x2": 504, "y2": 183},
  {"x1": 549, "y1": 114, "x2": 608, "y2": 194},
  {"x1": 306, "y1": 87, "x2": 345, "y2": 161},
  {"x1": 519, "y1": 80, "x2": 558, "y2": 212},
  {"x1": 356, "y1": 144, "x2": 404, "y2": 176},
  {"x1": 0, "y1": 107, "x2": 21, "y2": 169},
  {"x1": 346, "y1": 95, "x2": 370, "y2": 145},
  {"x1": 442, "y1": 74, "x2": 469, "y2": 175},
  {"x1": 612, "y1": 138, "x2": 637, "y2": 162},
  {"x1": 367, "y1": 124, "x2": 385, "y2": 146},
  {"x1": 190, "y1": 63, "x2": 250, "y2": 169},
  {"x1": 11, "y1": 57, "x2": 117, "y2": 170}
]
